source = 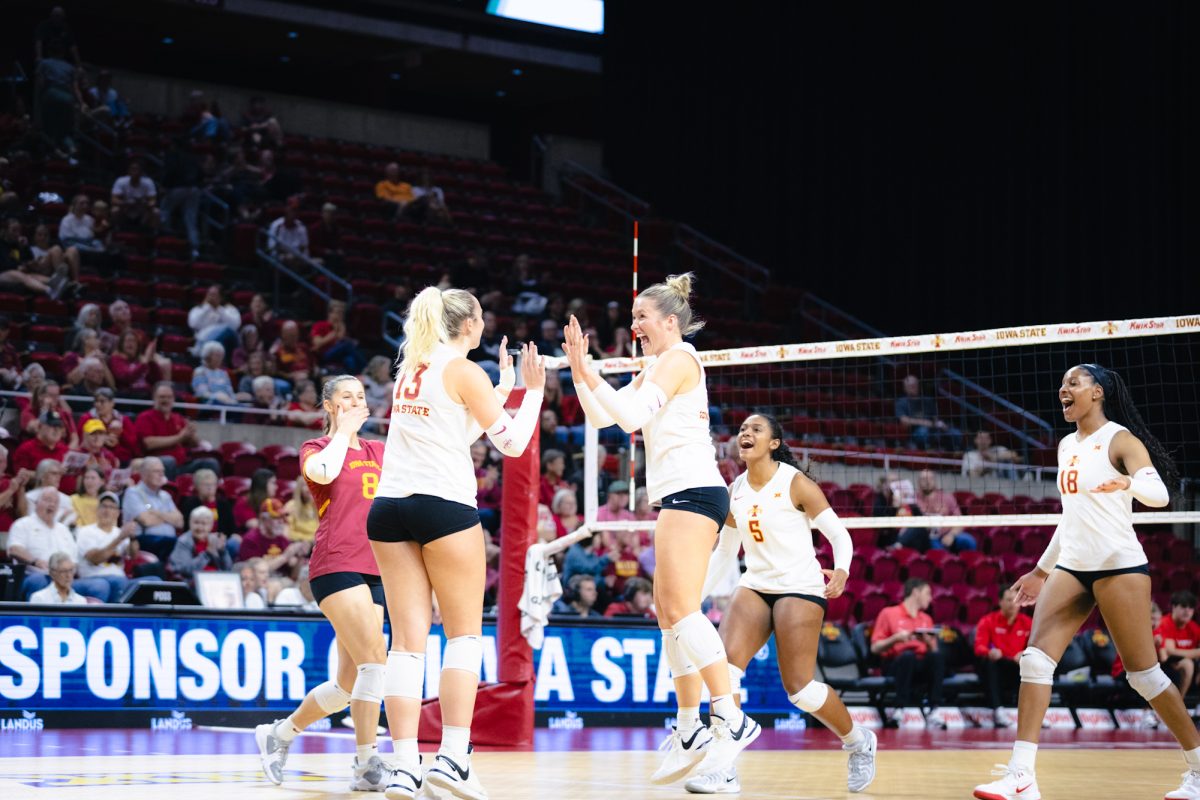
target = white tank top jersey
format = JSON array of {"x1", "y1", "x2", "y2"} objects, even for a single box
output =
[
  {"x1": 641, "y1": 342, "x2": 725, "y2": 503},
  {"x1": 729, "y1": 463, "x2": 827, "y2": 595},
  {"x1": 377, "y1": 343, "x2": 478, "y2": 507},
  {"x1": 1055, "y1": 420, "x2": 1147, "y2": 571}
]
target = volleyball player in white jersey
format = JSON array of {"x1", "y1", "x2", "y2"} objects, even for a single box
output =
[
  {"x1": 368, "y1": 286, "x2": 544, "y2": 800},
  {"x1": 681, "y1": 413, "x2": 876, "y2": 794},
  {"x1": 975, "y1": 364, "x2": 1199, "y2": 800},
  {"x1": 563, "y1": 272, "x2": 759, "y2": 784}
]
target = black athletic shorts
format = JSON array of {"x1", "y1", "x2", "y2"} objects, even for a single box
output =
[
  {"x1": 749, "y1": 588, "x2": 828, "y2": 613},
  {"x1": 658, "y1": 486, "x2": 730, "y2": 529},
  {"x1": 1055, "y1": 563, "x2": 1150, "y2": 594},
  {"x1": 309, "y1": 571, "x2": 385, "y2": 606},
  {"x1": 367, "y1": 494, "x2": 481, "y2": 545}
]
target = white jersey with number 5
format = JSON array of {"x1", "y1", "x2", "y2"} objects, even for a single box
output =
[
  {"x1": 728, "y1": 463, "x2": 826, "y2": 596},
  {"x1": 377, "y1": 343, "x2": 477, "y2": 507},
  {"x1": 641, "y1": 342, "x2": 724, "y2": 503},
  {"x1": 1055, "y1": 420, "x2": 1146, "y2": 571}
]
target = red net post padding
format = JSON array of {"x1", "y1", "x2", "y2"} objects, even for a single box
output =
[{"x1": 418, "y1": 388, "x2": 538, "y2": 746}]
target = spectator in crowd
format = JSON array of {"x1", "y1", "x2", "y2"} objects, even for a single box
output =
[
  {"x1": 467, "y1": 310, "x2": 504, "y2": 381},
  {"x1": 311, "y1": 299, "x2": 364, "y2": 373},
  {"x1": 273, "y1": 564, "x2": 319, "y2": 611},
  {"x1": 256, "y1": 149, "x2": 301, "y2": 203},
  {"x1": 122, "y1": 457, "x2": 184, "y2": 563},
  {"x1": 898, "y1": 469, "x2": 976, "y2": 552},
  {"x1": 35, "y1": 7, "x2": 81, "y2": 65},
  {"x1": 308, "y1": 201, "x2": 344, "y2": 266},
  {"x1": 188, "y1": 284, "x2": 242, "y2": 354},
  {"x1": 961, "y1": 430, "x2": 1021, "y2": 480},
  {"x1": 246, "y1": 373, "x2": 287, "y2": 424},
  {"x1": 634, "y1": 484, "x2": 657, "y2": 525},
  {"x1": 74, "y1": 490, "x2": 138, "y2": 599},
  {"x1": 472, "y1": 440, "x2": 502, "y2": 533},
  {"x1": 871, "y1": 578, "x2": 946, "y2": 726},
  {"x1": 284, "y1": 479, "x2": 318, "y2": 544},
  {"x1": 374, "y1": 162, "x2": 414, "y2": 216},
  {"x1": 405, "y1": 167, "x2": 452, "y2": 225},
  {"x1": 382, "y1": 283, "x2": 412, "y2": 341},
  {"x1": 596, "y1": 479, "x2": 634, "y2": 550},
  {"x1": 110, "y1": 329, "x2": 170, "y2": 394},
  {"x1": 596, "y1": 297, "x2": 623, "y2": 346},
  {"x1": 361, "y1": 354, "x2": 394, "y2": 420},
  {"x1": 551, "y1": 574, "x2": 602, "y2": 618},
  {"x1": 537, "y1": 319, "x2": 564, "y2": 357},
  {"x1": 59, "y1": 194, "x2": 105, "y2": 253},
  {"x1": 188, "y1": 98, "x2": 233, "y2": 143},
  {"x1": 602, "y1": 527, "x2": 649, "y2": 597},
  {"x1": 267, "y1": 197, "x2": 309, "y2": 266},
  {"x1": 85, "y1": 70, "x2": 131, "y2": 128},
  {"x1": 111, "y1": 158, "x2": 158, "y2": 231},
  {"x1": 13, "y1": 412, "x2": 70, "y2": 476},
  {"x1": 1, "y1": 217, "x2": 66, "y2": 297},
  {"x1": 63, "y1": 330, "x2": 115, "y2": 393},
  {"x1": 70, "y1": 423, "x2": 118, "y2": 485},
  {"x1": 34, "y1": 42, "x2": 82, "y2": 158},
  {"x1": 507, "y1": 253, "x2": 541, "y2": 296},
  {"x1": 234, "y1": 468, "x2": 276, "y2": 533},
  {"x1": 11, "y1": 491, "x2": 107, "y2": 601},
  {"x1": 562, "y1": 530, "x2": 611, "y2": 593},
  {"x1": 238, "y1": 559, "x2": 268, "y2": 609},
  {"x1": 25, "y1": 458, "x2": 75, "y2": 524},
  {"x1": 68, "y1": 465, "x2": 104, "y2": 527},
  {"x1": 713, "y1": 433, "x2": 740, "y2": 485},
  {"x1": 31, "y1": 222, "x2": 80, "y2": 283},
  {"x1": 22, "y1": 381, "x2": 79, "y2": 447},
  {"x1": 191, "y1": 342, "x2": 238, "y2": 406},
  {"x1": 159, "y1": 138, "x2": 204, "y2": 258},
  {"x1": 606, "y1": 326, "x2": 634, "y2": 357},
  {"x1": 239, "y1": 498, "x2": 305, "y2": 576},
  {"x1": 603, "y1": 577, "x2": 656, "y2": 619},
  {"x1": 286, "y1": 379, "x2": 324, "y2": 430},
  {"x1": 179, "y1": 468, "x2": 238, "y2": 539},
  {"x1": 974, "y1": 583, "x2": 1032, "y2": 726},
  {"x1": 28, "y1": 552, "x2": 88, "y2": 605},
  {"x1": 540, "y1": 409, "x2": 578, "y2": 467},
  {"x1": 134, "y1": 383, "x2": 209, "y2": 476},
  {"x1": 231, "y1": 324, "x2": 262, "y2": 371},
  {"x1": 270, "y1": 320, "x2": 312, "y2": 383},
  {"x1": 70, "y1": 302, "x2": 104, "y2": 349},
  {"x1": 240, "y1": 96, "x2": 284, "y2": 151},
  {"x1": 106, "y1": 299, "x2": 144, "y2": 352},
  {"x1": 16, "y1": 363, "x2": 46, "y2": 407},
  {"x1": 1159, "y1": 590, "x2": 1200, "y2": 698},
  {"x1": 0, "y1": 316, "x2": 21, "y2": 388},
  {"x1": 90, "y1": 200, "x2": 113, "y2": 247},
  {"x1": 170, "y1": 506, "x2": 233, "y2": 579},
  {"x1": 550, "y1": 488, "x2": 583, "y2": 538},
  {"x1": 539, "y1": 448, "x2": 573, "y2": 507},
  {"x1": 895, "y1": 374, "x2": 961, "y2": 451},
  {"x1": 0, "y1": 447, "x2": 32, "y2": 532},
  {"x1": 78, "y1": 388, "x2": 139, "y2": 464},
  {"x1": 244, "y1": 293, "x2": 280, "y2": 344}
]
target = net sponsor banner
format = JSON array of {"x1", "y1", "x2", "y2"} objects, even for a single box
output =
[
  {"x1": 543, "y1": 314, "x2": 1200, "y2": 373},
  {"x1": 0, "y1": 612, "x2": 796, "y2": 718}
]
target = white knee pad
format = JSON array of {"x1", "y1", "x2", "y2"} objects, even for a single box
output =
[
  {"x1": 312, "y1": 680, "x2": 352, "y2": 714},
  {"x1": 1019, "y1": 647, "x2": 1057, "y2": 686},
  {"x1": 351, "y1": 662, "x2": 386, "y2": 704},
  {"x1": 788, "y1": 680, "x2": 830, "y2": 713},
  {"x1": 1127, "y1": 664, "x2": 1172, "y2": 702},
  {"x1": 728, "y1": 663, "x2": 745, "y2": 698},
  {"x1": 385, "y1": 651, "x2": 426, "y2": 700},
  {"x1": 661, "y1": 630, "x2": 698, "y2": 678},
  {"x1": 672, "y1": 612, "x2": 727, "y2": 671},
  {"x1": 442, "y1": 635, "x2": 483, "y2": 679}
]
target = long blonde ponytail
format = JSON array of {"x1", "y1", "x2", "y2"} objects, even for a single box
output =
[
  {"x1": 640, "y1": 271, "x2": 705, "y2": 336},
  {"x1": 397, "y1": 286, "x2": 477, "y2": 376}
]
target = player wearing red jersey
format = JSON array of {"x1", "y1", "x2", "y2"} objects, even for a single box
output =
[{"x1": 254, "y1": 375, "x2": 401, "y2": 792}]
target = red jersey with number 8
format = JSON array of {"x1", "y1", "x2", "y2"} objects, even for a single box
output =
[{"x1": 302, "y1": 436, "x2": 385, "y2": 578}]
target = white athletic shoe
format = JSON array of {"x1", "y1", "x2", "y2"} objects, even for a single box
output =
[
  {"x1": 973, "y1": 764, "x2": 1041, "y2": 800},
  {"x1": 384, "y1": 756, "x2": 423, "y2": 800},
  {"x1": 425, "y1": 747, "x2": 488, "y2": 800},
  {"x1": 695, "y1": 713, "x2": 761, "y2": 775},
  {"x1": 650, "y1": 724, "x2": 713, "y2": 785},
  {"x1": 1165, "y1": 770, "x2": 1200, "y2": 799},
  {"x1": 685, "y1": 765, "x2": 740, "y2": 794},
  {"x1": 254, "y1": 719, "x2": 291, "y2": 785},
  {"x1": 845, "y1": 728, "x2": 877, "y2": 792},
  {"x1": 351, "y1": 754, "x2": 395, "y2": 792}
]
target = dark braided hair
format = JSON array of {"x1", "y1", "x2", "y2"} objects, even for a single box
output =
[
  {"x1": 1078, "y1": 364, "x2": 1180, "y2": 502},
  {"x1": 750, "y1": 413, "x2": 805, "y2": 472}
]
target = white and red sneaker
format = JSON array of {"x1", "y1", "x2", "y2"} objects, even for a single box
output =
[{"x1": 974, "y1": 764, "x2": 1040, "y2": 800}]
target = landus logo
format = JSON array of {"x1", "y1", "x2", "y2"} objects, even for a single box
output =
[
  {"x1": 151, "y1": 710, "x2": 194, "y2": 731},
  {"x1": 773, "y1": 712, "x2": 807, "y2": 731},
  {"x1": 548, "y1": 710, "x2": 584, "y2": 730},
  {"x1": 1, "y1": 710, "x2": 44, "y2": 732}
]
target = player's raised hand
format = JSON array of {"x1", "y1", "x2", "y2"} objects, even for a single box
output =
[
  {"x1": 562, "y1": 315, "x2": 590, "y2": 372},
  {"x1": 521, "y1": 341, "x2": 546, "y2": 391},
  {"x1": 335, "y1": 404, "x2": 371, "y2": 436},
  {"x1": 497, "y1": 335, "x2": 512, "y2": 373}
]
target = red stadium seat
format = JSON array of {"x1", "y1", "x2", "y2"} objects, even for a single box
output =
[
  {"x1": 965, "y1": 593, "x2": 996, "y2": 625},
  {"x1": 984, "y1": 527, "x2": 1017, "y2": 555},
  {"x1": 938, "y1": 556, "x2": 967, "y2": 584},
  {"x1": 173, "y1": 473, "x2": 194, "y2": 496},
  {"x1": 904, "y1": 555, "x2": 936, "y2": 582},
  {"x1": 221, "y1": 476, "x2": 251, "y2": 497},
  {"x1": 275, "y1": 454, "x2": 301, "y2": 481},
  {"x1": 825, "y1": 592, "x2": 855, "y2": 625},
  {"x1": 231, "y1": 451, "x2": 268, "y2": 477},
  {"x1": 868, "y1": 552, "x2": 900, "y2": 583},
  {"x1": 260, "y1": 444, "x2": 299, "y2": 463},
  {"x1": 969, "y1": 559, "x2": 1002, "y2": 587},
  {"x1": 857, "y1": 591, "x2": 891, "y2": 625},
  {"x1": 930, "y1": 594, "x2": 961, "y2": 624},
  {"x1": 159, "y1": 334, "x2": 192, "y2": 355}
]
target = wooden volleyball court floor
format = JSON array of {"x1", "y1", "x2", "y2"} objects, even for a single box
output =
[{"x1": 0, "y1": 726, "x2": 1187, "y2": 799}]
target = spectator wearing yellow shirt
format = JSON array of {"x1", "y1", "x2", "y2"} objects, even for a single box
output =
[
  {"x1": 374, "y1": 162, "x2": 413, "y2": 217},
  {"x1": 284, "y1": 479, "x2": 318, "y2": 543}
]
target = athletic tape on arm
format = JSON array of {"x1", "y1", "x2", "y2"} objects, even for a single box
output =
[
  {"x1": 592, "y1": 380, "x2": 668, "y2": 433},
  {"x1": 485, "y1": 389, "x2": 544, "y2": 457},
  {"x1": 1128, "y1": 466, "x2": 1169, "y2": 508},
  {"x1": 812, "y1": 508, "x2": 852, "y2": 573},
  {"x1": 701, "y1": 525, "x2": 741, "y2": 600},
  {"x1": 302, "y1": 431, "x2": 352, "y2": 485}
]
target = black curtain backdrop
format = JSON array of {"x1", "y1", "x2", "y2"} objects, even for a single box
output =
[{"x1": 602, "y1": 2, "x2": 1196, "y2": 335}]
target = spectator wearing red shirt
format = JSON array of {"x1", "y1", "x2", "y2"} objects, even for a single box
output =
[
  {"x1": 69, "y1": 418, "x2": 119, "y2": 479},
  {"x1": 0, "y1": 445, "x2": 32, "y2": 532},
  {"x1": 238, "y1": 498, "x2": 305, "y2": 577},
  {"x1": 539, "y1": 448, "x2": 573, "y2": 508},
  {"x1": 78, "y1": 387, "x2": 140, "y2": 464},
  {"x1": 472, "y1": 440, "x2": 501, "y2": 533},
  {"x1": 285, "y1": 379, "x2": 324, "y2": 430},
  {"x1": 12, "y1": 411, "x2": 70, "y2": 475},
  {"x1": 1159, "y1": 591, "x2": 1200, "y2": 698},
  {"x1": 603, "y1": 576, "x2": 656, "y2": 620},
  {"x1": 270, "y1": 320, "x2": 312, "y2": 383},
  {"x1": 310, "y1": 300, "x2": 364, "y2": 374},
  {"x1": 871, "y1": 578, "x2": 946, "y2": 722},
  {"x1": 133, "y1": 382, "x2": 216, "y2": 477},
  {"x1": 21, "y1": 381, "x2": 79, "y2": 450},
  {"x1": 974, "y1": 584, "x2": 1033, "y2": 723}
]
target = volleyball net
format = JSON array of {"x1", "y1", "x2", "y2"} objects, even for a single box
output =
[{"x1": 546, "y1": 313, "x2": 1200, "y2": 545}]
